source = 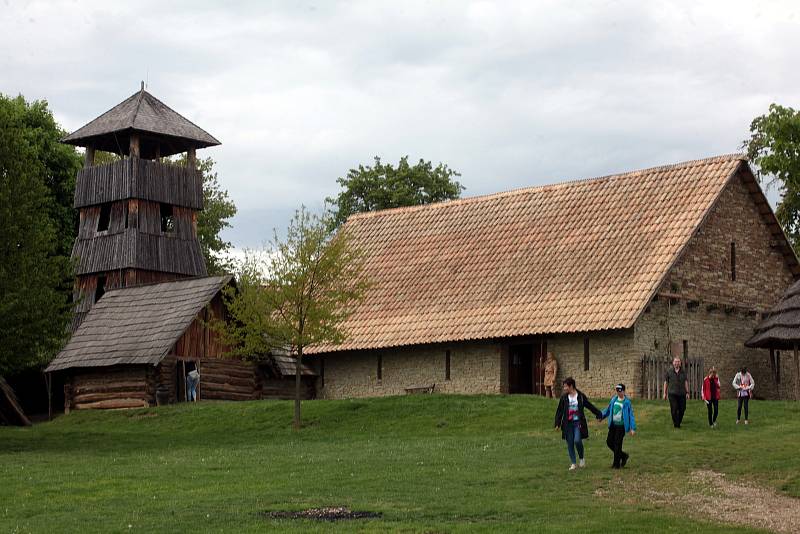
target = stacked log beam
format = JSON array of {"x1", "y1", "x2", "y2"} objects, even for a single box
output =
[{"x1": 200, "y1": 359, "x2": 259, "y2": 400}]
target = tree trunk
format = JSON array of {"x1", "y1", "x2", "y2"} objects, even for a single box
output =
[{"x1": 294, "y1": 347, "x2": 302, "y2": 430}]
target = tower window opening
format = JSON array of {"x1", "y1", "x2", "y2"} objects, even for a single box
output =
[
  {"x1": 160, "y1": 203, "x2": 174, "y2": 233},
  {"x1": 97, "y1": 203, "x2": 111, "y2": 232}
]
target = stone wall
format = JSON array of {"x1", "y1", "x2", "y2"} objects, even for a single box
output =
[
  {"x1": 659, "y1": 167, "x2": 795, "y2": 308},
  {"x1": 634, "y1": 298, "x2": 795, "y2": 400},
  {"x1": 649, "y1": 166, "x2": 797, "y2": 400},
  {"x1": 546, "y1": 329, "x2": 636, "y2": 399},
  {"x1": 319, "y1": 340, "x2": 503, "y2": 399}
]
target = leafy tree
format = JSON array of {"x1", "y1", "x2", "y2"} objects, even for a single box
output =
[
  {"x1": 0, "y1": 95, "x2": 74, "y2": 375},
  {"x1": 326, "y1": 155, "x2": 464, "y2": 227},
  {"x1": 217, "y1": 206, "x2": 370, "y2": 429},
  {"x1": 744, "y1": 104, "x2": 800, "y2": 251}
]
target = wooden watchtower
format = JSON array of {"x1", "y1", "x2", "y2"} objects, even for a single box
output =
[{"x1": 63, "y1": 83, "x2": 220, "y2": 328}]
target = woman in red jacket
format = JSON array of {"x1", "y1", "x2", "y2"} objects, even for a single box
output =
[{"x1": 702, "y1": 366, "x2": 721, "y2": 427}]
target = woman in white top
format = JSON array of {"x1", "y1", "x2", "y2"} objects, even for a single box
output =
[{"x1": 732, "y1": 367, "x2": 754, "y2": 425}]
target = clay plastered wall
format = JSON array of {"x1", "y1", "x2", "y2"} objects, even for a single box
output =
[
  {"x1": 319, "y1": 341, "x2": 503, "y2": 399},
  {"x1": 634, "y1": 299, "x2": 795, "y2": 400},
  {"x1": 661, "y1": 168, "x2": 795, "y2": 309},
  {"x1": 547, "y1": 329, "x2": 637, "y2": 399}
]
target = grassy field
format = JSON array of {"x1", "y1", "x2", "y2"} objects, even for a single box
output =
[{"x1": 1, "y1": 394, "x2": 798, "y2": 533}]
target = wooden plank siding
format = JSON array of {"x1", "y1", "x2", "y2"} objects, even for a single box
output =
[
  {"x1": 74, "y1": 157, "x2": 203, "y2": 209},
  {"x1": 72, "y1": 230, "x2": 206, "y2": 275}
]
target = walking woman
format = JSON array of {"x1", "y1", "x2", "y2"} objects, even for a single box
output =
[
  {"x1": 598, "y1": 383, "x2": 636, "y2": 469},
  {"x1": 732, "y1": 367, "x2": 755, "y2": 424},
  {"x1": 702, "y1": 367, "x2": 721, "y2": 427},
  {"x1": 554, "y1": 377, "x2": 602, "y2": 471}
]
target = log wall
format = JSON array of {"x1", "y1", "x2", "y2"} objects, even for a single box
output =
[{"x1": 65, "y1": 366, "x2": 155, "y2": 411}]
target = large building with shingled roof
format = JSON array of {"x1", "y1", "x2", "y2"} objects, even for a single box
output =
[{"x1": 308, "y1": 155, "x2": 799, "y2": 399}]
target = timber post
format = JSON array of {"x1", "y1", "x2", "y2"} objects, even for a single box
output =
[{"x1": 795, "y1": 343, "x2": 800, "y2": 401}]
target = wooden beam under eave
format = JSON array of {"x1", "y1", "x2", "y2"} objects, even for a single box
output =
[{"x1": 129, "y1": 132, "x2": 140, "y2": 158}]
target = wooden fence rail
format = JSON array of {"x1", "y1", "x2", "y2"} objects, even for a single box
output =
[{"x1": 641, "y1": 355, "x2": 705, "y2": 400}]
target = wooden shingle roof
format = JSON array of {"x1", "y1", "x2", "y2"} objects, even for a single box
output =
[
  {"x1": 746, "y1": 279, "x2": 800, "y2": 349},
  {"x1": 311, "y1": 155, "x2": 750, "y2": 353},
  {"x1": 63, "y1": 86, "x2": 220, "y2": 156},
  {"x1": 46, "y1": 276, "x2": 230, "y2": 372}
]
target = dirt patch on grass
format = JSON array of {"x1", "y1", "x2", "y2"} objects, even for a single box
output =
[
  {"x1": 262, "y1": 507, "x2": 381, "y2": 522},
  {"x1": 596, "y1": 470, "x2": 800, "y2": 533}
]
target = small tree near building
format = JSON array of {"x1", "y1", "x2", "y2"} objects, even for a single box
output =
[{"x1": 218, "y1": 206, "x2": 370, "y2": 429}]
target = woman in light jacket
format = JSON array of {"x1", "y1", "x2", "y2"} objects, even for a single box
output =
[
  {"x1": 732, "y1": 367, "x2": 754, "y2": 425},
  {"x1": 702, "y1": 367, "x2": 721, "y2": 427}
]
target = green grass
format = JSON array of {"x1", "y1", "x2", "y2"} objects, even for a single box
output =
[{"x1": 1, "y1": 395, "x2": 797, "y2": 533}]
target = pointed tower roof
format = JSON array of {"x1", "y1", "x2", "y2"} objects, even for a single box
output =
[{"x1": 63, "y1": 83, "x2": 220, "y2": 157}]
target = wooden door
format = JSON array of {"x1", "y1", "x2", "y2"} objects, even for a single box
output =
[{"x1": 508, "y1": 344, "x2": 533, "y2": 394}]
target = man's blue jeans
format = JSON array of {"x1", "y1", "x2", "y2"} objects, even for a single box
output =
[
  {"x1": 187, "y1": 377, "x2": 198, "y2": 401},
  {"x1": 565, "y1": 420, "x2": 584, "y2": 464}
]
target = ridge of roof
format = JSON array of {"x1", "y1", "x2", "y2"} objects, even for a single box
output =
[
  {"x1": 99, "y1": 274, "x2": 231, "y2": 298},
  {"x1": 134, "y1": 90, "x2": 220, "y2": 145},
  {"x1": 345, "y1": 154, "x2": 746, "y2": 223},
  {"x1": 62, "y1": 86, "x2": 220, "y2": 147}
]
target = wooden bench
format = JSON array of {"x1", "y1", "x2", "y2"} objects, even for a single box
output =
[{"x1": 404, "y1": 383, "x2": 436, "y2": 395}]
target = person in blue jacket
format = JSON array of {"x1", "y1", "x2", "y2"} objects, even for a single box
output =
[{"x1": 598, "y1": 383, "x2": 636, "y2": 469}]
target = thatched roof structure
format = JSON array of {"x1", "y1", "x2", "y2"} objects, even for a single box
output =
[
  {"x1": 746, "y1": 279, "x2": 800, "y2": 349},
  {"x1": 63, "y1": 84, "x2": 220, "y2": 158}
]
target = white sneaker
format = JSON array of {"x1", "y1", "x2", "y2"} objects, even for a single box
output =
[
  {"x1": 579, "y1": 459, "x2": 586, "y2": 468},
  {"x1": 745, "y1": 420, "x2": 749, "y2": 425},
  {"x1": 736, "y1": 420, "x2": 740, "y2": 425},
  {"x1": 569, "y1": 464, "x2": 577, "y2": 471}
]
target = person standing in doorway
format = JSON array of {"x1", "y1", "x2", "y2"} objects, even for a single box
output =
[
  {"x1": 732, "y1": 367, "x2": 755, "y2": 424},
  {"x1": 663, "y1": 357, "x2": 689, "y2": 428},
  {"x1": 543, "y1": 352, "x2": 558, "y2": 398},
  {"x1": 554, "y1": 377, "x2": 602, "y2": 471},
  {"x1": 186, "y1": 368, "x2": 200, "y2": 402},
  {"x1": 702, "y1": 367, "x2": 721, "y2": 427},
  {"x1": 599, "y1": 383, "x2": 636, "y2": 468}
]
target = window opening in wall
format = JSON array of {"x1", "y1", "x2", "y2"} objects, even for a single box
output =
[
  {"x1": 583, "y1": 337, "x2": 590, "y2": 371},
  {"x1": 730, "y1": 242, "x2": 736, "y2": 281},
  {"x1": 97, "y1": 203, "x2": 111, "y2": 232},
  {"x1": 377, "y1": 354, "x2": 382, "y2": 381},
  {"x1": 94, "y1": 275, "x2": 106, "y2": 303},
  {"x1": 320, "y1": 357, "x2": 325, "y2": 388},
  {"x1": 445, "y1": 350, "x2": 451, "y2": 381},
  {"x1": 776, "y1": 350, "x2": 781, "y2": 384},
  {"x1": 160, "y1": 203, "x2": 175, "y2": 233},
  {"x1": 682, "y1": 340, "x2": 688, "y2": 360}
]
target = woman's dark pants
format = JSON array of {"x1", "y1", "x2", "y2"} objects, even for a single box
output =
[
  {"x1": 706, "y1": 399, "x2": 718, "y2": 426},
  {"x1": 606, "y1": 425, "x2": 627, "y2": 467}
]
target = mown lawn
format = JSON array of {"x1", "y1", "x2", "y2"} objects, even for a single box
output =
[{"x1": 1, "y1": 394, "x2": 798, "y2": 533}]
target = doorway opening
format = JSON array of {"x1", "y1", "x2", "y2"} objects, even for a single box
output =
[{"x1": 508, "y1": 340, "x2": 547, "y2": 394}]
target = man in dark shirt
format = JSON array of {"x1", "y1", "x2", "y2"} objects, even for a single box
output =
[{"x1": 663, "y1": 357, "x2": 689, "y2": 428}]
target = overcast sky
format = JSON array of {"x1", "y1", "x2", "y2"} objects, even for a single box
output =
[{"x1": 2, "y1": 0, "x2": 798, "y2": 250}]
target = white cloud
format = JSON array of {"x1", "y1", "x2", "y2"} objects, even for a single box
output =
[{"x1": 2, "y1": 0, "x2": 799, "y2": 247}]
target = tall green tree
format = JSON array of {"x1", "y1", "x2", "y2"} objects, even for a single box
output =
[
  {"x1": 326, "y1": 155, "x2": 464, "y2": 227},
  {"x1": 744, "y1": 103, "x2": 800, "y2": 252},
  {"x1": 217, "y1": 206, "x2": 370, "y2": 429},
  {"x1": 0, "y1": 95, "x2": 75, "y2": 375}
]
